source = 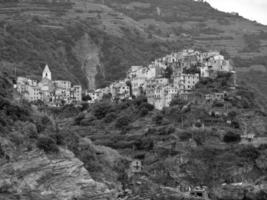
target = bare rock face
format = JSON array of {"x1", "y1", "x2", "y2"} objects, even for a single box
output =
[
  {"x1": 73, "y1": 33, "x2": 102, "y2": 90},
  {"x1": 0, "y1": 148, "x2": 115, "y2": 200}
]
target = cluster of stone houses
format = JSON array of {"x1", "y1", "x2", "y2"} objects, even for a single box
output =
[
  {"x1": 15, "y1": 65, "x2": 82, "y2": 106},
  {"x1": 86, "y1": 49, "x2": 236, "y2": 110}
]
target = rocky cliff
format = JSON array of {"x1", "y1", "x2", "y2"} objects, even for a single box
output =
[
  {"x1": 73, "y1": 33, "x2": 102, "y2": 90},
  {"x1": 0, "y1": 147, "x2": 115, "y2": 200},
  {"x1": 0, "y1": 72, "x2": 119, "y2": 200}
]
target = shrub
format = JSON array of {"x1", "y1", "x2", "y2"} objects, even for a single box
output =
[
  {"x1": 50, "y1": 132, "x2": 65, "y2": 145},
  {"x1": 140, "y1": 106, "x2": 149, "y2": 116},
  {"x1": 59, "y1": 104, "x2": 80, "y2": 118},
  {"x1": 23, "y1": 123, "x2": 38, "y2": 139},
  {"x1": 80, "y1": 116, "x2": 96, "y2": 126},
  {"x1": 82, "y1": 95, "x2": 91, "y2": 101},
  {"x1": 231, "y1": 121, "x2": 240, "y2": 129},
  {"x1": 145, "y1": 128, "x2": 156, "y2": 136},
  {"x1": 213, "y1": 102, "x2": 224, "y2": 108},
  {"x1": 228, "y1": 111, "x2": 237, "y2": 119},
  {"x1": 116, "y1": 101, "x2": 131, "y2": 110},
  {"x1": 133, "y1": 96, "x2": 147, "y2": 107},
  {"x1": 179, "y1": 131, "x2": 192, "y2": 141},
  {"x1": 153, "y1": 114, "x2": 163, "y2": 125},
  {"x1": 80, "y1": 151, "x2": 102, "y2": 172},
  {"x1": 81, "y1": 102, "x2": 89, "y2": 111},
  {"x1": 134, "y1": 138, "x2": 154, "y2": 151},
  {"x1": 0, "y1": 145, "x2": 5, "y2": 158},
  {"x1": 258, "y1": 144, "x2": 267, "y2": 150},
  {"x1": 93, "y1": 103, "x2": 113, "y2": 119},
  {"x1": 3, "y1": 102, "x2": 31, "y2": 121},
  {"x1": 139, "y1": 102, "x2": 154, "y2": 116},
  {"x1": 223, "y1": 132, "x2": 241, "y2": 143},
  {"x1": 104, "y1": 112, "x2": 117, "y2": 123},
  {"x1": 74, "y1": 113, "x2": 85, "y2": 125},
  {"x1": 9, "y1": 132, "x2": 24, "y2": 146},
  {"x1": 36, "y1": 115, "x2": 52, "y2": 133},
  {"x1": 60, "y1": 130, "x2": 80, "y2": 154},
  {"x1": 158, "y1": 126, "x2": 175, "y2": 135},
  {"x1": 237, "y1": 145, "x2": 260, "y2": 161},
  {"x1": 37, "y1": 135, "x2": 59, "y2": 153},
  {"x1": 140, "y1": 102, "x2": 154, "y2": 111},
  {"x1": 115, "y1": 116, "x2": 131, "y2": 129}
]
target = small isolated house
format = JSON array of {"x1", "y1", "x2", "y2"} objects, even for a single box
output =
[{"x1": 130, "y1": 159, "x2": 142, "y2": 173}]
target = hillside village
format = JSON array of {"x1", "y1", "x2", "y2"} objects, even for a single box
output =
[
  {"x1": 86, "y1": 49, "x2": 236, "y2": 110},
  {"x1": 15, "y1": 65, "x2": 82, "y2": 106},
  {"x1": 16, "y1": 49, "x2": 236, "y2": 110}
]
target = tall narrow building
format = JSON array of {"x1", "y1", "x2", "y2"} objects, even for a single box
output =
[{"x1": 42, "y1": 64, "x2": 52, "y2": 80}]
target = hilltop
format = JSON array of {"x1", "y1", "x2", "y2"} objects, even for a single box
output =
[{"x1": 1, "y1": 0, "x2": 267, "y2": 94}]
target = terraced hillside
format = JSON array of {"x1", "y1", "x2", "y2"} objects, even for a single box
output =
[{"x1": 0, "y1": 0, "x2": 267, "y2": 94}]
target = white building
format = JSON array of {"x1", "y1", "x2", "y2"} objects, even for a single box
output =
[
  {"x1": 174, "y1": 73, "x2": 199, "y2": 92},
  {"x1": 131, "y1": 77, "x2": 146, "y2": 96},
  {"x1": 147, "y1": 85, "x2": 167, "y2": 110},
  {"x1": 200, "y1": 65, "x2": 210, "y2": 78},
  {"x1": 165, "y1": 85, "x2": 179, "y2": 106},
  {"x1": 72, "y1": 85, "x2": 82, "y2": 102},
  {"x1": 54, "y1": 80, "x2": 71, "y2": 90},
  {"x1": 16, "y1": 65, "x2": 82, "y2": 105},
  {"x1": 110, "y1": 80, "x2": 130, "y2": 100},
  {"x1": 24, "y1": 85, "x2": 42, "y2": 102}
]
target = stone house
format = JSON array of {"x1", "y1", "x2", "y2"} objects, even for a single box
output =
[
  {"x1": 205, "y1": 92, "x2": 226, "y2": 104},
  {"x1": 147, "y1": 85, "x2": 168, "y2": 110},
  {"x1": 131, "y1": 77, "x2": 146, "y2": 97},
  {"x1": 110, "y1": 80, "x2": 130, "y2": 100},
  {"x1": 54, "y1": 80, "x2": 71, "y2": 90},
  {"x1": 174, "y1": 73, "x2": 199, "y2": 92},
  {"x1": 164, "y1": 85, "x2": 179, "y2": 106},
  {"x1": 71, "y1": 85, "x2": 82, "y2": 102},
  {"x1": 25, "y1": 85, "x2": 42, "y2": 102},
  {"x1": 130, "y1": 160, "x2": 142, "y2": 174}
]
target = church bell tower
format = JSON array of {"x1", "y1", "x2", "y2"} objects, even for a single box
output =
[{"x1": 42, "y1": 64, "x2": 52, "y2": 80}]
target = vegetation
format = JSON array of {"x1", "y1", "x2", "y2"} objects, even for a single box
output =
[
  {"x1": 37, "y1": 135, "x2": 59, "y2": 153},
  {"x1": 93, "y1": 103, "x2": 114, "y2": 119},
  {"x1": 1, "y1": 1, "x2": 267, "y2": 198},
  {"x1": 115, "y1": 116, "x2": 131, "y2": 129},
  {"x1": 223, "y1": 131, "x2": 241, "y2": 143}
]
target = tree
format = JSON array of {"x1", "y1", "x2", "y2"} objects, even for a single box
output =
[
  {"x1": 153, "y1": 113, "x2": 163, "y2": 125},
  {"x1": 104, "y1": 112, "x2": 117, "y2": 123},
  {"x1": 82, "y1": 95, "x2": 92, "y2": 101},
  {"x1": 115, "y1": 116, "x2": 131, "y2": 129},
  {"x1": 164, "y1": 65, "x2": 173, "y2": 79},
  {"x1": 93, "y1": 103, "x2": 113, "y2": 119},
  {"x1": 126, "y1": 80, "x2": 133, "y2": 97},
  {"x1": 102, "y1": 93, "x2": 112, "y2": 102},
  {"x1": 223, "y1": 132, "x2": 241, "y2": 143},
  {"x1": 37, "y1": 135, "x2": 59, "y2": 153}
]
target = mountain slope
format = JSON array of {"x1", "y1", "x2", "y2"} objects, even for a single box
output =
[
  {"x1": 0, "y1": 72, "x2": 121, "y2": 200},
  {"x1": 0, "y1": 0, "x2": 267, "y2": 92}
]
